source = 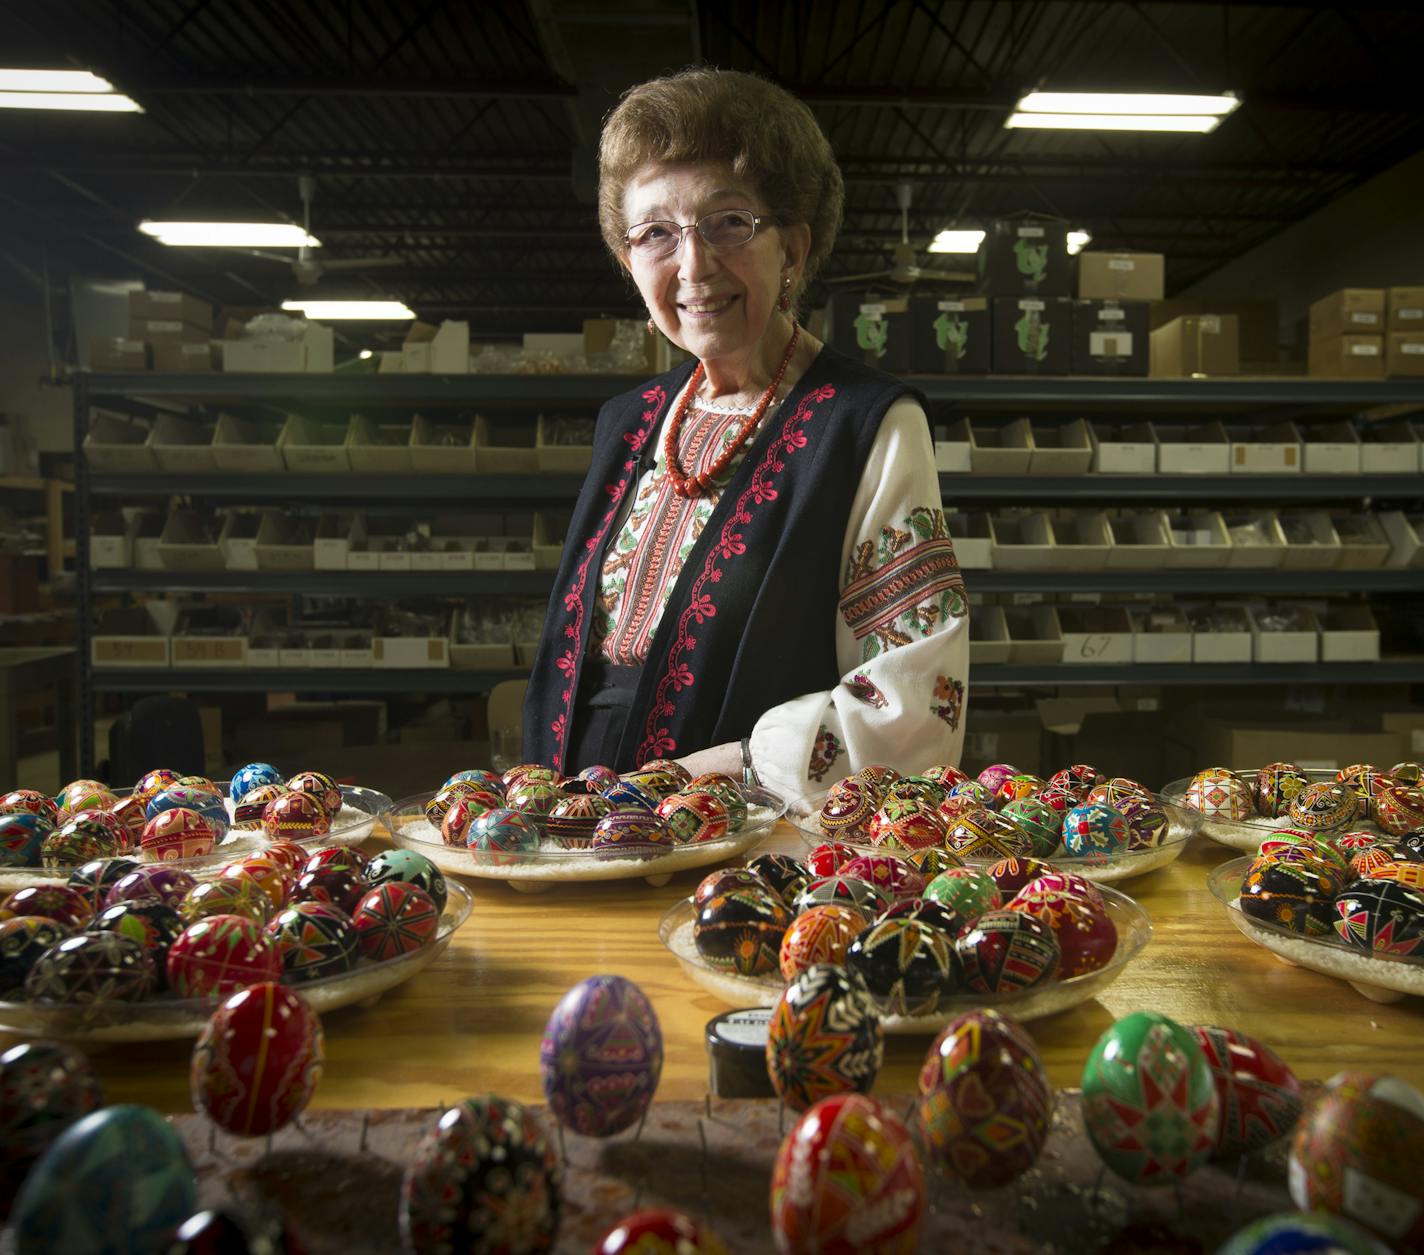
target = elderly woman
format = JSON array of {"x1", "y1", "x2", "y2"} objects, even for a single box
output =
[{"x1": 524, "y1": 67, "x2": 969, "y2": 808}]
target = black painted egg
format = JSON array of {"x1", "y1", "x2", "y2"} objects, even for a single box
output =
[
  {"x1": 746, "y1": 853, "x2": 810, "y2": 904},
  {"x1": 0, "y1": 917, "x2": 71, "y2": 1000},
  {"x1": 1333, "y1": 878, "x2": 1424, "y2": 958},
  {"x1": 67, "y1": 858, "x2": 140, "y2": 914},
  {"x1": 794, "y1": 874, "x2": 893, "y2": 920},
  {"x1": 88, "y1": 900, "x2": 185, "y2": 990},
  {"x1": 24, "y1": 932, "x2": 156, "y2": 1005},
  {"x1": 693, "y1": 885, "x2": 792, "y2": 977},
  {"x1": 955, "y1": 910, "x2": 1060, "y2": 994},
  {"x1": 846, "y1": 917, "x2": 958, "y2": 1016},
  {"x1": 1239, "y1": 855, "x2": 1341, "y2": 937}
]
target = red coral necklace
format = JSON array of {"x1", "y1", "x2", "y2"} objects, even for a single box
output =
[{"x1": 663, "y1": 323, "x2": 800, "y2": 499}]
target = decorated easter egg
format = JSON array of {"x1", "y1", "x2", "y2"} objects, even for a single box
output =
[
  {"x1": 986, "y1": 856, "x2": 1052, "y2": 898},
  {"x1": 67, "y1": 857, "x2": 140, "y2": 913},
  {"x1": 805, "y1": 841, "x2": 854, "y2": 878},
  {"x1": 917, "y1": 1009, "x2": 1051, "y2": 1187},
  {"x1": 167, "y1": 915, "x2": 281, "y2": 999},
  {"x1": 233, "y1": 782, "x2": 289, "y2": 827},
  {"x1": 1189, "y1": 1025, "x2": 1302, "y2": 1159},
  {"x1": 594, "y1": 1209, "x2": 726, "y2": 1255},
  {"x1": 818, "y1": 779, "x2": 876, "y2": 842},
  {"x1": 643, "y1": 758, "x2": 692, "y2": 787},
  {"x1": 89, "y1": 899, "x2": 184, "y2": 989},
  {"x1": 1289, "y1": 1072, "x2": 1424, "y2": 1249},
  {"x1": 140, "y1": 807, "x2": 218, "y2": 862},
  {"x1": 1062, "y1": 802, "x2": 1130, "y2": 860},
  {"x1": 181, "y1": 873, "x2": 275, "y2": 926},
  {"x1": 694, "y1": 884, "x2": 791, "y2": 976},
  {"x1": 1332, "y1": 878, "x2": 1424, "y2": 957},
  {"x1": 1119, "y1": 796, "x2": 1170, "y2": 850},
  {"x1": 106, "y1": 796, "x2": 146, "y2": 850},
  {"x1": 922, "y1": 763, "x2": 969, "y2": 789},
  {"x1": 1022, "y1": 869, "x2": 1105, "y2": 908},
  {"x1": 995, "y1": 773, "x2": 1044, "y2": 806},
  {"x1": 446, "y1": 767, "x2": 507, "y2": 795},
  {"x1": 904, "y1": 847, "x2": 963, "y2": 879},
  {"x1": 778, "y1": 905, "x2": 867, "y2": 981},
  {"x1": 352, "y1": 882, "x2": 440, "y2": 962},
  {"x1": 591, "y1": 810, "x2": 671, "y2": 861},
  {"x1": 694, "y1": 867, "x2": 775, "y2": 909},
  {"x1": 868, "y1": 808, "x2": 945, "y2": 853},
  {"x1": 1393, "y1": 762, "x2": 1424, "y2": 785},
  {"x1": 192, "y1": 982, "x2": 323, "y2": 1136},
  {"x1": 1368, "y1": 859, "x2": 1424, "y2": 889},
  {"x1": 1255, "y1": 763, "x2": 1310, "y2": 818},
  {"x1": 770, "y1": 1093, "x2": 925, "y2": 1253},
  {"x1": 695, "y1": 776, "x2": 749, "y2": 834},
  {"x1": 1372, "y1": 779, "x2": 1424, "y2": 837},
  {"x1": 1040, "y1": 895, "x2": 1117, "y2": 978},
  {"x1": 1082, "y1": 1011, "x2": 1219, "y2": 1185},
  {"x1": 847, "y1": 917, "x2": 957, "y2": 1015},
  {"x1": 877, "y1": 897, "x2": 963, "y2": 939},
  {"x1": 545, "y1": 793, "x2": 611, "y2": 849},
  {"x1": 1350, "y1": 847, "x2": 1397, "y2": 878},
  {"x1": 1217, "y1": 1212, "x2": 1389, "y2": 1255},
  {"x1": 283, "y1": 770, "x2": 342, "y2": 819},
  {"x1": 839, "y1": 853, "x2": 925, "y2": 903},
  {"x1": 1, "y1": 789, "x2": 60, "y2": 824},
  {"x1": 1034, "y1": 783, "x2": 1079, "y2": 818},
  {"x1": 10, "y1": 1104, "x2": 196, "y2": 1253},
  {"x1": 104, "y1": 864, "x2": 196, "y2": 910},
  {"x1": 1343, "y1": 770, "x2": 1387, "y2": 822},
  {"x1": 656, "y1": 789, "x2": 729, "y2": 845},
  {"x1": 55, "y1": 779, "x2": 117, "y2": 822},
  {"x1": 599, "y1": 779, "x2": 659, "y2": 813},
  {"x1": 364, "y1": 848, "x2": 448, "y2": 913},
  {"x1": 0, "y1": 917, "x2": 69, "y2": 998},
  {"x1": 223, "y1": 855, "x2": 289, "y2": 911},
  {"x1": 261, "y1": 791, "x2": 331, "y2": 841},
  {"x1": 794, "y1": 873, "x2": 892, "y2": 920},
  {"x1": 146, "y1": 786, "x2": 229, "y2": 836},
  {"x1": 0, "y1": 812, "x2": 52, "y2": 867},
  {"x1": 3, "y1": 883, "x2": 92, "y2": 929},
  {"x1": 40, "y1": 810, "x2": 122, "y2": 869},
  {"x1": 1400, "y1": 827, "x2": 1424, "y2": 859},
  {"x1": 956, "y1": 910, "x2": 1059, "y2": 994},
  {"x1": 0, "y1": 1040, "x2": 103, "y2": 1212},
  {"x1": 133, "y1": 768, "x2": 180, "y2": 803},
  {"x1": 505, "y1": 777, "x2": 565, "y2": 819},
  {"x1": 259, "y1": 838, "x2": 307, "y2": 877},
  {"x1": 945, "y1": 807, "x2": 1033, "y2": 862},
  {"x1": 747, "y1": 852, "x2": 810, "y2": 904},
  {"x1": 884, "y1": 775, "x2": 949, "y2": 809},
  {"x1": 941, "y1": 780, "x2": 996, "y2": 822},
  {"x1": 440, "y1": 795, "x2": 495, "y2": 847},
  {"x1": 999, "y1": 798, "x2": 1061, "y2": 858},
  {"x1": 767, "y1": 964, "x2": 882, "y2": 1111},
  {"x1": 400, "y1": 1094, "x2": 561, "y2": 1254},
  {"x1": 868, "y1": 790, "x2": 941, "y2": 835},
  {"x1": 229, "y1": 762, "x2": 282, "y2": 801},
  {"x1": 292, "y1": 865, "x2": 366, "y2": 915},
  {"x1": 924, "y1": 866, "x2": 1001, "y2": 924},
  {"x1": 1240, "y1": 856, "x2": 1341, "y2": 938},
  {"x1": 502, "y1": 763, "x2": 559, "y2": 791},
  {"x1": 1288, "y1": 782, "x2": 1357, "y2": 834},
  {"x1": 265, "y1": 902, "x2": 358, "y2": 984},
  {"x1": 849, "y1": 764, "x2": 900, "y2": 798},
  {"x1": 25, "y1": 931, "x2": 155, "y2": 1004},
  {"x1": 1049, "y1": 763, "x2": 1104, "y2": 796},
  {"x1": 1087, "y1": 777, "x2": 1152, "y2": 809},
  {"x1": 174, "y1": 775, "x2": 220, "y2": 797},
  {"x1": 303, "y1": 844, "x2": 369, "y2": 878},
  {"x1": 540, "y1": 974, "x2": 662, "y2": 1137},
  {"x1": 976, "y1": 763, "x2": 1018, "y2": 795},
  {"x1": 622, "y1": 767, "x2": 684, "y2": 801}
]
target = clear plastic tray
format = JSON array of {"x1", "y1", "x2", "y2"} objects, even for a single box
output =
[
  {"x1": 658, "y1": 882, "x2": 1152, "y2": 1033},
  {"x1": 0, "y1": 880, "x2": 472, "y2": 1042},
  {"x1": 1208, "y1": 856, "x2": 1424, "y2": 1005},
  {"x1": 0, "y1": 783, "x2": 392, "y2": 895},
  {"x1": 387, "y1": 786, "x2": 787, "y2": 892},
  {"x1": 1162, "y1": 767, "x2": 1381, "y2": 852}
]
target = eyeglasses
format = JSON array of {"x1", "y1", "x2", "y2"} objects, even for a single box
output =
[{"x1": 624, "y1": 208, "x2": 775, "y2": 260}]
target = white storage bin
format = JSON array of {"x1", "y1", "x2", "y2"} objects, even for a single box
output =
[
  {"x1": 83, "y1": 410, "x2": 156, "y2": 473},
  {"x1": 255, "y1": 511, "x2": 315, "y2": 570},
  {"x1": 536, "y1": 414, "x2": 595, "y2": 474},
  {"x1": 1318, "y1": 605, "x2": 1381, "y2": 662},
  {"x1": 348, "y1": 415, "x2": 415, "y2": 473},
  {"x1": 1089, "y1": 421, "x2": 1156, "y2": 474},
  {"x1": 968, "y1": 604, "x2": 1010, "y2": 665},
  {"x1": 934, "y1": 418, "x2": 972, "y2": 473},
  {"x1": 1301, "y1": 421, "x2": 1362, "y2": 474},
  {"x1": 158, "y1": 509, "x2": 224, "y2": 570},
  {"x1": 1359, "y1": 420, "x2": 1420, "y2": 473},
  {"x1": 1001, "y1": 605, "x2": 1062, "y2": 665},
  {"x1": 1104, "y1": 511, "x2": 1171, "y2": 570},
  {"x1": 1277, "y1": 512, "x2": 1343, "y2": 570},
  {"x1": 212, "y1": 413, "x2": 284, "y2": 473},
  {"x1": 945, "y1": 510, "x2": 992, "y2": 569},
  {"x1": 1222, "y1": 511, "x2": 1287, "y2": 569},
  {"x1": 1046, "y1": 511, "x2": 1111, "y2": 570},
  {"x1": 969, "y1": 418, "x2": 1034, "y2": 474},
  {"x1": 149, "y1": 414, "x2": 216, "y2": 474},
  {"x1": 1164, "y1": 511, "x2": 1231, "y2": 568},
  {"x1": 1058, "y1": 606, "x2": 1134, "y2": 665},
  {"x1": 1248, "y1": 604, "x2": 1319, "y2": 663},
  {"x1": 1379, "y1": 511, "x2": 1424, "y2": 568},
  {"x1": 278, "y1": 414, "x2": 350, "y2": 472},
  {"x1": 1154, "y1": 422, "x2": 1231, "y2": 474},
  {"x1": 475, "y1": 414, "x2": 539, "y2": 474},
  {"x1": 218, "y1": 512, "x2": 261, "y2": 571},
  {"x1": 1332, "y1": 513, "x2": 1391, "y2": 569},
  {"x1": 988, "y1": 511, "x2": 1055, "y2": 570},
  {"x1": 1131, "y1": 607, "x2": 1192, "y2": 664},
  {"x1": 90, "y1": 511, "x2": 133, "y2": 569},
  {"x1": 411, "y1": 413, "x2": 478, "y2": 473},
  {"x1": 1027, "y1": 419, "x2": 1092, "y2": 475}
]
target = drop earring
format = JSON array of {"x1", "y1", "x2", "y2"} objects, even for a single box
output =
[
  {"x1": 646, "y1": 318, "x2": 656, "y2": 335},
  {"x1": 777, "y1": 275, "x2": 792, "y2": 313}
]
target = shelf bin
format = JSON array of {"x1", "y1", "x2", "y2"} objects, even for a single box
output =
[
  {"x1": 944, "y1": 510, "x2": 992, "y2": 569},
  {"x1": 1046, "y1": 510, "x2": 1111, "y2": 571},
  {"x1": 1248, "y1": 604, "x2": 1320, "y2": 663},
  {"x1": 1027, "y1": 419, "x2": 1092, "y2": 475},
  {"x1": 1379, "y1": 511, "x2": 1424, "y2": 568},
  {"x1": 1186, "y1": 603, "x2": 1252, "y2": 664},
  {"x1": 212, "y1": 414, "x2": 284, "y2": 473},
  {"x1": 1058, "y1": 606, "x2": 1134, "y2": 664},
  {"x1": 1104, "y1": 511, "x2": 1171, "y2": 571},
  {"x1": 1277, "y1": 511, "x2": 1343, "y2": 570},
  {"x1": 968, "y1": 603, "x2": 1010, "y2": 665},
  {"x1": 934, "y1": 418, "x2": 972, "y2": 473},
  {"x1": 1131, "y1": 607, "x2": 1193, "y2": 664},
  {"x1": 1301, "y1": 421, "x2": 1361, "y2": 474},
  {"x1": 410, "y1": 413, "x2": 477, "y2": 474},
  {"x1": 1164, "y1": 510, "x2": 1231, "y2": 568},
  {"x1": 1222, "y1": 511, "x2": 1287, "y2": 569},
  {"x1": 83, "y1": 410, "x2": 156, "y2": 473},
  {"x1": 988, "y1": 511, "x2": 1055, "y2": 570},
  {"x1": 536, "y1": 414, "x2": 594, "y2": 473},
  {"x1": 255, "y1": 511, "x2": 316, "y2": 571},
  {"x1": 149, "y1": 414, "x2": 217, "y2": 474},
  {"x1": 1332, "y1": 512, "x2": 1391, "y2": 569},
  {"x1": 1319, "y1": 605, "x2": 1381, "y2": 662},
  {"x1": 1002, "y1": 605, "x2": 1062, "y2": 664},
  {"x1": 278, "y1": 414, "x2": 351, "y2": 472},
  {"x1": 157, "y1": 509, "x2": 225, "y2": 571},
  {"x1": 969, "y1": 418, "x2": 1034, "y2": 474},
  {"x1": 348, "y1": 415, "x2": 415, "y2": 473}
]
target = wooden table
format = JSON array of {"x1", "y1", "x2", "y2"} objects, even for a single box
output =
[
  {"x1": 0, "y1": 646, "x2": 77, "y2": 788},
  {"x1": 30, "y1": 825, "x2": 1424, "y2": 1111}
]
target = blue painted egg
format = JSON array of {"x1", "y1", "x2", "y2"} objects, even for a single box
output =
[
  {"x1": 145, "y1": 786, "x2": 230, "y2": 837},
  {"x1": 363, "y1": 848, "x2": 448, "y2": 913},
  {"x1": 467, "y1": 807, "x2": 541, "y2": 865},
  {"x1": 444, "y1": 767, "x2": 505, "y2": 796},
  {"x1": 1062, "y1": 802, "x2": 1130, "y2": 859},
  {"x1": 228, "y1": 762, "x2": 283, "y2": 801},
  {"x1": 0, "y1": 813, "x2": 53, "y2": 868},
  {"x1": 599, "y1": 780, "x2": 659, "y2": 813},
  {"x1": 1217, "y1": 1211, "x2": 1388, "y2": 1255},
  {"x1": 10, "y1": 1104, "x2": 197, "y2": 1254}
]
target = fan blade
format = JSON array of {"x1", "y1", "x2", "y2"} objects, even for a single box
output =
[
  {"x1": 825, "y1": 269, "x2": 896, "y2": 284},
  {"x1": 318, "y1": 255, "x2": 407, "y2": 271},
  {"x1": 915, "y1": 267, "x2": 975, "y2": 283}
]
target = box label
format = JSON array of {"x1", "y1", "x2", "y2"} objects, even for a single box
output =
[
  {"x1": 937, "y1": 301, "x2": 965, "y2": 312},
  {"x1": 1199, "y1": 316, "x2": 1221, "y2": 334},
  {"x1": 1400, "y1": 308, "x2": 1424, "y2": 320},
  {"x1": 1090, "y1": 331, "x2": 1133, "y2": 358},
  {"x1": 1107, "y1": 259, "x2": 1136, "y2": 271},
  {"x1": 1350, "y1": 343, "x2": 1381, "y2": 356},
  {"x1": 1017, "y1": 226, "x2": 1045, "y2": 238},
  {"x1": 1098, "y1": 309, "x2": 1126, "y2": 322},
  {"x1": 1349, "y1": 312, "x2": 1380, "y2": 325},
  {"x1": 1403, "y1": 343, "x2": 1424, "y2": 356},
  {"x1": 1018, "y1": 299, "x2": 1045, "y2": 312},
  {"x1": 859, "y1": 304, "x2": 885, "y2": 316}
]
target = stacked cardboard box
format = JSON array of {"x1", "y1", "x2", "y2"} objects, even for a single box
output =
[
  {"x1": 1070, "y1": 251, "x2": 1159, "y2": 377},
  {"x1": 1309, "y1": 288, "x2": 1385, "y2": 379},
  {"x1": 976, "y1": 217, "x2": 1072, "y2": 374},
  {"x1": 127, "y1": 290, "x2": 215, "y2": 372},
  {"x1": 1387, "y1": 286, "x2": 1424, "y2": 378}
]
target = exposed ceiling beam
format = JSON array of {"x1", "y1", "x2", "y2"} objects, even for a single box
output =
[{"x1": 104, "y1": 75, "x2": 578, "y2": 100}]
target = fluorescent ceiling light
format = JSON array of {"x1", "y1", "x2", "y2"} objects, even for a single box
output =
[
  {"x1": 928, "y1": 229, "x2": 985, "y2": 255},
  {"x1": 1017, "y1": 91, "x2": 1239, "y2": 117},
  {"x1": 1006, "y1": 111, "x2": 1223, "y2": 133},
  {"x1": 1067, "y1": 230, "x2": 1092, "y2": 255},
  {"x1": 0, "y1": 90, "x2": 141, "y2": 112},
  {"x1": 281, "y1": 300, "x2": 415, "y2": 320},
  {"x1": 140, "y1": 221, "x2": 320, "y2": 248},
  {"x1": 0, "y1": 69, "x2": 118, "y2": 92}
]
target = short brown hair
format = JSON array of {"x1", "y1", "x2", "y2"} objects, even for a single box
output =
[{"x1": 598, "y1": 67, "x2": 844, "y2": 299}]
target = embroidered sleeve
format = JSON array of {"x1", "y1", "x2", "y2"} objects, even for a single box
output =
[{"x1": 750, "y1": 397, "x2": 970, "y2": 811}]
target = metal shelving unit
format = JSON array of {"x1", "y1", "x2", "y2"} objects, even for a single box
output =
[{"x1": 90, "y1": 570, "x2": 556, "y2": 596}]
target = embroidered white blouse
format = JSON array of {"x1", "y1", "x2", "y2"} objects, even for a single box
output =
[{"x1": 591, "y1": 382, "x2": 969, "y2": 811}]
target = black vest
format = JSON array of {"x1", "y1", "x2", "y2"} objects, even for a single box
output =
[{"x1": 523, "y1": 345, "x2": 921, "y2": 773}]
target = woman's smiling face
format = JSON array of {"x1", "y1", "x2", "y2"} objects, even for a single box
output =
[{"x1": 621, "y1": 161, "x2": 790, "y2": 369}]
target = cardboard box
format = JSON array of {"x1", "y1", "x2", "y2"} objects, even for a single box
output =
[
  {"x1": 933, "y1": 418, "x2": 972, "y2": 473},
  {"x1": 969, "y1": 418, "x2": 1034, "y2": 473},
  {"x1": 1078, "y1": 252, "x2": 1164, "y2": 301},
  {"x1": 1150, "y1": 300, "x2": 1279, "y2": 363},
  {"x1": 1278, "y1": 511, "x2": 1342, "y2": 569},
  {"x1": 1104, "y1": 511, "x2": 1171, "y2": 570},
  {"x1": 83, "y1": 410, "x2": 156, "y2": 472},
  {"x1": 92, "y1": 605, "x2": 172, "y2": 668},
  {"x1": 977, "y1": 217, "x2": 1070, "y2": 297},
  {"x1": 968, "y1": 604, "x2": 1011, "y2": 665},
  {"x1": 1089, "y1": 421, "x2": 1156, "y2": 474},
  {"x1": 536, "y1": 414, "x2": 594, "y2": 474},
  {"x1": 449, "y1": 608, "x2": 516, "y2": 670},
  {"x1": 1388, "y1": 286, "x2": 1424, "y2": 331},
  {"x1": 347, "y1": 415, "x2": 415, "y2": 473},
  {"x1": 1046, "y1": 511, "x2": 1111, "y2": 570},
  {"x1": 1386, "y1": 332, "x2": 1424, "y2": 377},
  {"x1": 402, "y1": 320, "x2": 470, "y2": 374},
  {"x1": 131, "y1": 511, "x2": 165, "y2": 569},
  {"x1": 158, "y1": 509, "x2": 225, "y2": 570},
  {"x1": 172, "y1": 607, "x2": 246, "y2": 669},
  {"x1": 90, "y1": 337, "x2": 148, "y2": 371},
  {"x1": 1379, "y1": 511, "x2": 1424, "y2": 568},
  {"x1": 1332, "y1": 512, "x2": 1390, "y2": 569},
  {"x1": 826, "y1": 294, "x2": 911, "y2": 372},
  {"x1": 1027, "y1": 419, "x2": 1092, "y2": 474},
  {"x1": 255, "y1": 511, "x2": 315, "y2": 570},
  {"x1": 475, "y1": 415, "x2": 538, "y2": 475},
  {"x1": 1186, "y1": 604, "x2": 1252, "y2": 664},
  {"x1": 1309, "y1": 288, "x2": 1385, "y2": 340},
  {"x1": 1131, "y1": 607, "x2": 1192, "y2": 664},
  {"x1": 1070, "y1": 300, "x2": 1149, "y2": 376},
  {"x1": 1197, "y1": 721, "x2": 1407, "y2": 772},
  {"x1": 1002, "y1": 605, "x2": 1063, "y2": 664},
  {"x1": 217, "y1": 511, "x2": 261, "y2": 570},
  {"x1": 1222, "y1": 511, "x2": 1288, "y2": 569},
  {"x1": 1228, "y1": 421, "x2": 1301, "y2": 474},
  {"x1": 314, "y1": 513, "x2": 360, "y2": 570},
  {"x1": 130, "y1": 318, "x2": 208, "y2": 347},
  {"x1": 1319, "y1": 605, "x2": 1380, "y2": 662},
  {"x1": 945, "y1": 511, "x2": 993, "y2": 569},
  {"x1": 411, "y1": 414, "x2": 478, "y2": 474},
  {"x1": 1164, "y1": 510, "x2": 1231, "y2": 568},
  {"x1": 1059, "y1": 606, "x2": 1133, "y2": 665},
  {"x1": 990, "y1": 297, "x2": 1072, "y2": 374},
  {"x1": 1154, "y1": 421, "x2": 1231, "y2": 474},
  {"x1": 129, "y1": 290, "x2": 212, "y2": 330},
  {"x1": 1150, "y1": 314, "x2": 1240, "y2": 377},
  {"x1": 223, "y1": 322, "x2": 334, "y2": 373},
  {"x1": 278, "y1": 414, "x2": 350, "y2": 472},
  {"x1": 909, "y1": 296, "x2": 990, "y2": 373},
  {"x1": 149, "y1": 414, "x2": 216, "y2": 474},
  {"x1": 1249, "y1": 604, "x2": 1319, "y2": 663},
  {"x1": 152, "y1": 340, "x2": 216, "y2": 373},
  {"x1": 1309, "y1": 333, "x2": 1384, "y2": 379},
  {"x1": 1359, "y1": 420, "x2": 1419, "y2": 473},
  {"x1": 212, "y1": 413, "x2": 284, "y2": 473},
  {"x1": 90, "y1": 511, "x2": 132, "y2": 569},
  {"x1": 373, "y1": 634, "x2": 450, "y2": 669},
  {"x1": 989, "y1": 512, "x2": 1056, "y2": 570},
  {"x1": 1301, "y1": 421, "x2": 1361, "y2": 474}
]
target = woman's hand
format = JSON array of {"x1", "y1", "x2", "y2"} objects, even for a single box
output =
[{"x1": 674, "y1": 740, "x2": 744, "y2": 780}]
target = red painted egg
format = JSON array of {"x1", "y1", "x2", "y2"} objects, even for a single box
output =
[
  {"x1": 351, "y1": 882, "x2": 440, "y2": 962},
  {"x1": 955, "y1": 910, "x2": 1060, "y2": 994},
  {"x1": 770, "y1": 1092, "x2": 925, "y2": 1253},
  {"x1": 1372, "y1": 779, "x2": 1424, "y2": 837},
  {"x1": 439, "y1": 796, "x2": 488, "y2": 847},
  {"x1": 818, "y1": 779, "x2": 876, "y2": 843},
  {"x1": 233, "y1": 783, "x2": 288, "y2": 828},
  {"x1": 133, "y1": 768, "x2": 180, "y2": 804},
  {"x1": 1017, "y1": 870, "x2": 1105, "y2": 907},
  {"x1": 1043, "y1": 895, "x2": 1117, "y2": 978},
  {"x1": 655, "y1": 790, "x2": 729, "y2": 845},
  {"x1": 302, "y1": 845, "x2": 368, "y2": 878},
  {"x1": 1190, "y1": 1025, "x2": 1302, "y2": 1158},
  {"x1": 595, "y1": 1208, "x2": 729, "y2": 1254},
  {"x1": 191, "y1": 982, "x2": 323, "y2": 1136},
  {"x1": 2, "y1": 884, "x2": 92, "y2": 929},
  {"x1": 922, "y1": 763, "x2": 968, "y2": 789},
  {"x1": 1, "y1": 789, "x2": 60, "y2": 825},
  {"x1": 167, "y1": 915, "x2": 282, "y2": 999},
  {"x1": 839, "y1": 854, "x2": 925, "y2": 902},
  {"x1": 261, "y1": 839, "x2": 309, "y2": 876},
  {"x1": 986, "y1": 856, "x2": 1053, "y2": 897},
  {"x1": 918, "y1": 1008, "x2": 1052, "y2": 1187},
  {"x1": 805, "y1": 842, "x2": 854, "y2": 878},
  {"x1": 693, "y1": 867, "x2": 775, "y2": 909},
  {"x1": 140, "y1": 808, "x2": 217, "y2": 862},
  {"x1": 285, "y1": 771, "x2": 342, "y2": 819},
  {"x1": 261, "y1": 792, "x2": 331, "y2": 841},
  {"x1": 106, "y1": 796, "x2": 146, "y2": 851}
]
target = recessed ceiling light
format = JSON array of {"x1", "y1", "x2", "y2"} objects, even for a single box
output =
[
  {"x1": 281, "y1": 300, "x2": 416, "y2": 320},
  {"x1": 1007, "y1": 90, "x2": 1239, "y2": 134},
  {"x1": 927, "y1": 229, "x2": 986, "y2": 255},
  {"x1": 139, "y1": 221, "x2": 321, "y2": 248},
  {"x1": 1006, "y1": 112, "x2": 1224, "y2": 133},
  {"x1": 0, "y1": 90, "x2": 141, "y2": 112},
  {"x1": 0, "y1": 69, "x2": 118, "y2": 92}
]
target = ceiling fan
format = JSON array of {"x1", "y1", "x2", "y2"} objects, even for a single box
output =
[
  {"x1": 246, "y1": 175, "x2": 407, "y2": 286},
  {"x1": 827, "y1": 181, "x2": 974, "y2": 287}
]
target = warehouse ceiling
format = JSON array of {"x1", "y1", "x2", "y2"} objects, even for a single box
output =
[{"x1": 1, "y1": 0, "x2": 1422, "y2": 341}]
